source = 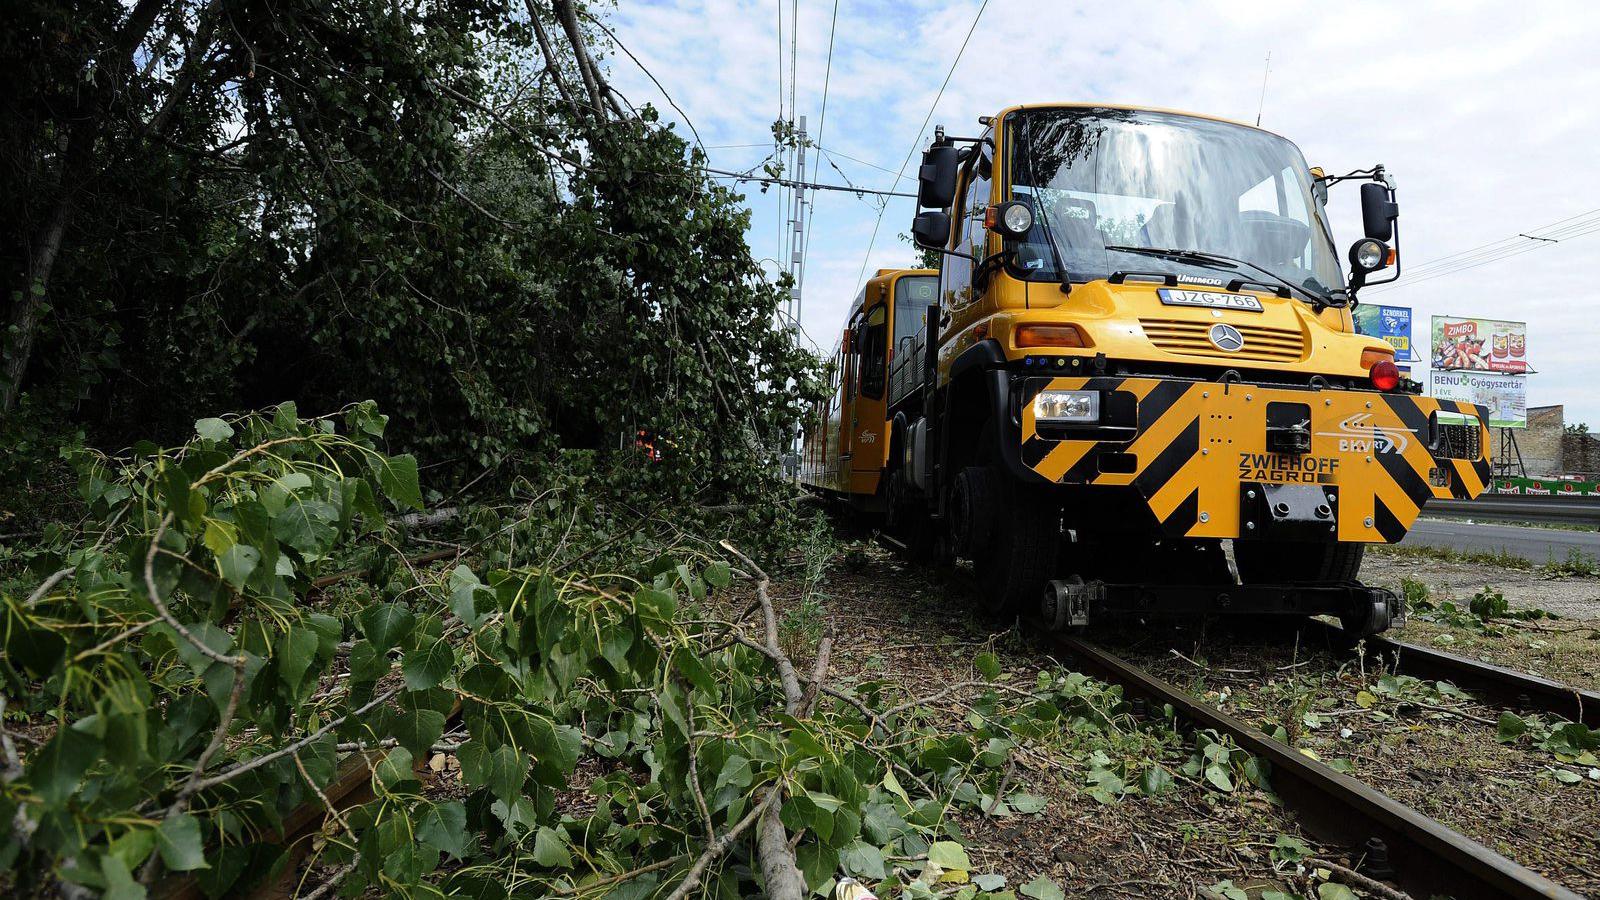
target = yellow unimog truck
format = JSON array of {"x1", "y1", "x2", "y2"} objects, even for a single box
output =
[{"x1": 802, "y1": 104, "x2": 1490, "y2": 635}]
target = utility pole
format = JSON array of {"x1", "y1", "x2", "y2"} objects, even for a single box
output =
[{"x1": 784, "y1": 115, "x2": 808, "y2": 330}]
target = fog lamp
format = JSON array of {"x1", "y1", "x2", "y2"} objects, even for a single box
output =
[{"x1": 1033, "y1": 390, "x2": 1100, "y2": 423}]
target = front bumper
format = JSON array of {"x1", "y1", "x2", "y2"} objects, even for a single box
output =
[{"x1": 1009, "y1": 375, "x2": 1491, "y2": 542}]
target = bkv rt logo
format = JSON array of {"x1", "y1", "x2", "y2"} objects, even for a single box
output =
[{"x1": 1315, "y1": 413, "x2": 1414, "y2": 454}]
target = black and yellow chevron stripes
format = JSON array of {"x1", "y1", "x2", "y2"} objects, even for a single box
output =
[{"x1": 1019, "y1": 376, "x2": 1491, "y2": 543}]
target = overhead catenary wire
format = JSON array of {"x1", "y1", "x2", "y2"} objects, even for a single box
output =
[
  {"x1": 705, "y1": 167, "x2": 916, "y2": 199},
  {"x1": 853, "y1": 0, "x2": 991, "y2": 290},
  {"x1": 1368, "y1": 206, "x2": 1600, "y2": 293},
  {"x1": 796, "y1": 0, "x2": 841, "y2": 312}
]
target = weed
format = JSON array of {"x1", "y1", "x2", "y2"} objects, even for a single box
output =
[
  {"x1": 1374, "y1": 543, "x2": 1535, "y2": 570},
  {"x1": 1541, "y1": 546, "x2": 1600, "y2": 578},
  {"x1": 1399, "y1": 576, "x2": 1430, "y2": 612}
]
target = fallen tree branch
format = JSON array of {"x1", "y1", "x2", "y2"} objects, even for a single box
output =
[{"x1": 663, "y1": 787, "x2": 782, "y2": 900}]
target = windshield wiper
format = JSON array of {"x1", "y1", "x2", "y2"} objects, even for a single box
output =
[{"x1": 1103, "y1": 245, "x2": 1340, "y2": 309}]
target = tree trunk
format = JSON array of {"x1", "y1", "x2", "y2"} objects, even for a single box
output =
[
  {"x1": 548, "y1": 0, "x2": 608, "y2": 117},
  {"x1": 2, "y1": 129, "x2": 82, "y2": 412}
]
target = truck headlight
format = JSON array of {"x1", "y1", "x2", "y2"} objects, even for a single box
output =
[{"x1": 1032, "y1": 390, "x2": 1100, "y2": 423}]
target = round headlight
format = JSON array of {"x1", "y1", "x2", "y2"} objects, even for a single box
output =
[
  {"x1": 1000, "y1": 202, "x2": 1034, "y2": 237},
  {"x1": 1350, "y1": 238, "x2": 1388, "y2": 272}
]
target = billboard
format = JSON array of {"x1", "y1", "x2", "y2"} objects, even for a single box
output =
[
  {"x1": 1429, "y1": 370, "x2": 1526, "y2": 428},
  {"x1": 1431, "y1": 315, "x2": 1528, "y2": 373},
  {"x1": 1353, "y1": 304, "x2": 1415, "y2": 361}
]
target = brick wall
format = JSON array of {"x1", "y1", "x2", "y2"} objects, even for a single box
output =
[{"x1": 1490, "y1": 405, "x2": 1563, "y2": 475}]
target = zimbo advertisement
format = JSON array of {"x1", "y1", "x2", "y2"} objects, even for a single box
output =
[
  {"x1": 1431, "y1": 315, "x2": 1529, "y2": 373},
  {"x1": 1353, "y1": 304, "x2": 1415, "y2": 361},
  {"x1": 1428, "y1": 370, "x2": 1527, "y2": 429}
]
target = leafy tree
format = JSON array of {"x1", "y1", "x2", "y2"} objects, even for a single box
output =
[{"x1": 1, "y1": 0, "x2": 818, "y2": 511}]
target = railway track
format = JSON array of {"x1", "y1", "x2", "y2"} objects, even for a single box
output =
[
  {"x1": 1046, "y1": 628, "x2": 1589, "y2": 900},
  {"x1": 1305, "y1": 618, "x2": 1600, "y2": 729},
  {"x1": 874, "y1": 531, "x2": 1597, "y2": 897}
]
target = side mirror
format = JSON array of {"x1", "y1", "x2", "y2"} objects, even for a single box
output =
[
  {"x1": 917, "y1": 145, "x2": 959, "y2": 209},
  {"x1": 1360, "y1": 182, "x2": 1398, "y2": 242},
  {"x1": 911, "y1": 210, "x2": 952, "y2": 250}
]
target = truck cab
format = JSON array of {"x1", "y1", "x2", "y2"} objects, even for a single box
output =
[{"x1": 882, "y1": 104, "x2": 1491, "y2": 633}]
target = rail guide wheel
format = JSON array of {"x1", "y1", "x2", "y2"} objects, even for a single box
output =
[{"x1": 1042, "y1": 575, "x2": 1093, "y2": 632}]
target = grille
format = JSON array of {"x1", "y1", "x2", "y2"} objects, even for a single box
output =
[
  {"x1": 1140, "y1": 318, "x2": 1307, "y2": 363},
  {"x1": 1433, "y1": 421, "x2": 1481, "y2": 460}
]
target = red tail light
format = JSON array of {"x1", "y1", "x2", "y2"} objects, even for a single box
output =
[{"x1": 1369, "y1": 359, "x2": 1400, "y2": 391}]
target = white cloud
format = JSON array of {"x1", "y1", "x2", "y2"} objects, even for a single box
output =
[{"x1": 606, "y1": 0, "x2": 1600, "y2": 425}]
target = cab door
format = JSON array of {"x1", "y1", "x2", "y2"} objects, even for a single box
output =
[{"x1": 849, "y1": 300, "x2": 891, "y2": 492}]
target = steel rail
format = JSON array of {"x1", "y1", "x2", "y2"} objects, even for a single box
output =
[
  {"x1": 1048, "y1": 632, "x2": 1584, "y2": 900},
  {"x1": 1304, "y1": 619, "x2": 1600, "y2": 728}
]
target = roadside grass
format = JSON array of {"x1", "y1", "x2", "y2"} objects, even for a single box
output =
[
  {"x1": 1372, "y1": 542, "x2": 1537, "y2": 571},
  {"x1": 1374, "y1": 541, "x2": 1600, "y2": 578}
]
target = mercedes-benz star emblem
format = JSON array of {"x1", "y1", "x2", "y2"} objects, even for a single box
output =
[{"x1": 1208, "y1": 323, "x2": 1245, "y2": 352}]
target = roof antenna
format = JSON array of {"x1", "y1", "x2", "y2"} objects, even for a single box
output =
[{"x1": 1255, "y1": 51, "x2": 1272, "y2": 126}]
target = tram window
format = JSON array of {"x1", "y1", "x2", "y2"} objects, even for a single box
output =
[
  {"x1": 894, "y1": 275, "x2": 939, "y2": 345},
  {"x1": 859, "y1": 304, "x2": 888, "y2": 399}
]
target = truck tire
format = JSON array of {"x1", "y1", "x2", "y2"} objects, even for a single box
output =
[
  {"x1": 964, "y1": 468, "x2": 1059, "y2": 615},
  {"x1": 1233, "y1": 540, "x2": 1365, "y2": 584}
]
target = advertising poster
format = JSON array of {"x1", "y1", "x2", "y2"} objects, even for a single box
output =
[
  {"x1": 1428, "y1": 370, "x2": 1526, "y2": 428},
  {"x1": 1431, "y1": 315, "x2": 1529, "y2": 373},
  {"x1": 1353, "y1": 304, "x2": 1415, "y2": 361}
]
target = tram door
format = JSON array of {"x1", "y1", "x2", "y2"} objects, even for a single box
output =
[{"x1": 848, "y1": 300, "x2": 891, "y2": 492}]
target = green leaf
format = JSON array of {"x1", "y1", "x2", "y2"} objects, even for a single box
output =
[
  {"x1": 1317, "y1": 885, "x2": 1358, "y2": 900},
  {"x1": 1272, "y1": 834, "x2": 1312, "y2": 862},
  {"x1": 841, "y1": 840, "x2": 886, "y2": 880},
  {"x1": 417, "y1": 800, "x2": 470, "y2": 859},
  {"x1": 360, "y1": 604, "x2": 415, "y2": 651},
  {"x1": 973, "y1": 873, "x2": 1006, "y2": 891},
  {"x1": 488, "y1": 745, "x2": 526, "y2": 803},
  {"x1": 401, "y1": 639, "x2": 455, "y2": 691},
  {"x1": 156, "y1": 813, "x2": 209, "y2": 871},
  {"x1": 277, "y1": 626, "x2": 319, "y2": 691},
  {"x1": 30, "y1": 726, "x2": 102, "y2": 805},
  {"x1": 1006, "y1": 792, "x2": 1047, "y2": 814},
  {"x1": 926, "y1": 840, "x2": 971, "y2": 873},
  {"x1": 1140, "y1": 765, "x2": 1174, "y2": 796},
  {"x1": 271, "y1": 497, "x2": 339, "y2": 554},
  {"x1": 376, "y1": 454, "x2": 423, "y2": 510},
  {"x1": 195, "y1": 418, "x2": 234, "y2": 442},
  {"x1": 216, "y1": 544, "x2": 260, "y2": 589},
  {"x1": 1020, "y1": 875, "x2": 1065, "y2": 900},
  {"x1": 3, "y1": 615, "x2": 67, "y2": 678},
  {"x1": 1204, "y1": 765, "x2": 1235, "y2": 792},
  {"x1": 704, "y1": 560, "x2": 731, "y2": 589},
  {"x1": 100, "y1": 854, "x2": 148, "y2": 900},
  {"x1": 390, "y1": 707, "x2": 446, "y2": 760},
  {"x1": 1552, "y1": 768, "x2": 1583, "y2": 784},
  {"x1": 1497, "y1": 711, "x2": 1528, "y2": 743},
  {"x1": 532, "y1": 826, "x2": 572, "y2": 868},
  {"x1": 375, "y1": 747, "x2": 416, "y2": 789},
  {"x1": 974, "y1": 652, "x2": 1001, "y2": 680},
  {"x1": 348, "y1": 640, "x2": 390, "y2": 682}
]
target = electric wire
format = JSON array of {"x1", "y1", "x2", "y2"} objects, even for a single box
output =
[
  {"x1": 796, "y1": 0, "x2": 841, "y2": 312},
  {"x1": 1368, "y1": 208, "x2": 1600, "y2": 293},
  {"x1": 853, "y1": 0, "x2": 990, "y2": 290}
]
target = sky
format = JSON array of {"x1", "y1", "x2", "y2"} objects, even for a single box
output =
[{"x1": 602, "y1": 0, "x2": 1600, "y2": 426}]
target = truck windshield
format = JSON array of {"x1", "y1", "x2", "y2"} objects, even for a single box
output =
[{"x1": 1005, "y1": 107, "x2": 1345, "y2": 301}]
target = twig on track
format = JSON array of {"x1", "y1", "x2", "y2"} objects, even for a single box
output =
[{"x1": 1309, "y1": 857, "x2": 1414, "y2": 900}]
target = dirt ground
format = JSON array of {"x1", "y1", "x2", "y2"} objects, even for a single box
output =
[
  {"x1": 808, "y1": 545, "x2": 1382, "y2": 899},
  {"x1": 1364, "y1": 546, "x2": 1600, "y2": 687}
]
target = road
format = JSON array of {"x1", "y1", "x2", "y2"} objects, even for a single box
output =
[{"x1": 1403, "y1": 517, "x2": 1600, "y2": 563}]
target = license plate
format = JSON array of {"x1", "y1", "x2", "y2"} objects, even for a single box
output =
[{"x1": 1157, "y1": 289, "x2": 1263, "y2": 312}]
